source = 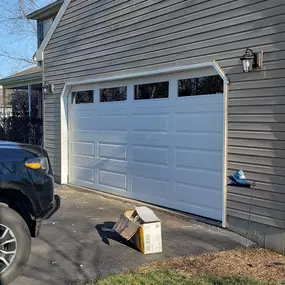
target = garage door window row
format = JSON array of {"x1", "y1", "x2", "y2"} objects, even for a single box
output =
[{"x1": 72, "y1": 75, "x2": 223, "y2": 104}]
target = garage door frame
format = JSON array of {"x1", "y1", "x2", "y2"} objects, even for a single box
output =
[{"x1": 59, "y1": 61, "x2": 229, "y2": 227}]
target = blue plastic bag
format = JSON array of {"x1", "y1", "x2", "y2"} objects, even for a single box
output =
[{"x1": 229, "y1": 170, "x2": 251, "y2": 188}]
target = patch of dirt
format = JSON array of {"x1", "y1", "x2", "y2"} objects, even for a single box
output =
[{"x1": 140, "y1": 249, "x2": 285, "y2": 284}]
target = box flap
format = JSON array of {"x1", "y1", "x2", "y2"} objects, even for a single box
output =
[
  {"x1": 135, "y1": 206, "x2": 161, "y2": 223},
  {"x1": 113, "y1": 211, "x2": 141, "y2": 240}
]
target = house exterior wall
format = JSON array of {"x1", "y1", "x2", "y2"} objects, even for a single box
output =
[{"x1": 43, "y1": 0, "x2": 285, "y2": 253}]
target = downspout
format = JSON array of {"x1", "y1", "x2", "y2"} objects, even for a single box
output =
[{"x1": 40, "y1": 51, "x2": 45, "y2": 148}]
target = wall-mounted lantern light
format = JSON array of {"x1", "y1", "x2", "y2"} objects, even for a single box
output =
[
  {"x1": 240, "y1": 48, "x2": 264, "y2": 73},
  {"x1": 42, "y1": 82, "x2": 54, "y2": 97}
]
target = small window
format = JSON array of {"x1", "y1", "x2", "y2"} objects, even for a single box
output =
[
  {"x1": 72, "y1": 90, "x2": 94, "y2": 104},
  {"x1": 178, "y1": 75, "x2": 223, "y2": 97},
  {"x1": 134, "y1": 82, "x2": 169, "y2": 100},
  {"x1": 100, "y1": 86, "x2": 127, "y2": 102}
]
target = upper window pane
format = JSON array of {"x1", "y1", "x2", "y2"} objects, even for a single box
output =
[
  {"x1": 178, "y1": 76, "x2": 223, "y2": 97},
  {"x1": 134, "y1": 82, "x2": 169, "y2": 100},
  {"x1": 72, "y1": 90, "x2": 94, "y2": 104},
  {"x1": 100, "y1": 87, "x2": 127, "y2": 102}
]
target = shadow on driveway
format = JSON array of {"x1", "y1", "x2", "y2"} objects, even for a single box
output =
[{"x1": 95, "y1": 221, "x2": 134, "y2": 249}]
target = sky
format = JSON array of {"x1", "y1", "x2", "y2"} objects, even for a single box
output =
[{"x1": 0, "y1": 0, "x2": 55, "y2": 78}]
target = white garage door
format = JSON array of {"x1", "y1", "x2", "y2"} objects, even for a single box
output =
[{"x1": 68, "y1": 69, "x2": 225, "y2": 221}]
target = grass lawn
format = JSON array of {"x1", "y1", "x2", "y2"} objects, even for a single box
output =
[
  {"x1": 92, "y1": 269, "x2": 262, "y2": 285},
  {"x1": 83, "y1": 249, "x2": 285, "y2": 285}
]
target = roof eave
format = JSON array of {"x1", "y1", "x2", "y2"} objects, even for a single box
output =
[
  {"x1": 27, "y1": 0, "x2": 64, "y2": 20},
  {"x1": 0, "y1": 72, "x2": 42, "y2": 87}
]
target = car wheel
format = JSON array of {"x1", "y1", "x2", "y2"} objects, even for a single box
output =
[{"x1": 0, "y1": 205, "x2": 31, "y2": 285}]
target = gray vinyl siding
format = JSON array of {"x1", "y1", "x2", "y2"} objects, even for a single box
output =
[{"x1": 44, "y1": 0, "x2": 285, "y2": 229}]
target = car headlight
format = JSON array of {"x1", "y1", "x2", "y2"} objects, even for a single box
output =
[{"x1": 25, "y1": 157, "x2": 49, "y2": 173}]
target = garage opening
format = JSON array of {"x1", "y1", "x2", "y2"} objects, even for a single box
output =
[{"x1": 67, "y1": 66, "x2": 227, "y2": 222}]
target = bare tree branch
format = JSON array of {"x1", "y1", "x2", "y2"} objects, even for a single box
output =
[
  {"x1": 0, "y1": 47, "x2": 34, "y2": 65},
  {"x1": 0, "y1": 0, "x2": 41, "y2": 75}
]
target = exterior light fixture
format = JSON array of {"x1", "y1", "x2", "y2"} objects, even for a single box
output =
[
  {"x1": 240, "y1": 48, "x2": 264, "y2": 73},
  {"x1": 42, "y1": 82, "x2": 54, "y2": 97}
]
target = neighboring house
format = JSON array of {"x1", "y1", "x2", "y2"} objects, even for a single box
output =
[
  {"x1": 0, "y1": 86, "x2": 12, "y2": 118},
  {"x1": 0, "y1": 0, "x2": 63, "y2": 120},
  {"x1": 30, "y1": 0, "x2": 284, "y2": 253}
]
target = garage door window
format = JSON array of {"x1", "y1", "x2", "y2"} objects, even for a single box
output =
[
  {"x1": 134, "y1": 82, "x2": 169, "y2": 100},
  {"x1": 100, "y1": 86, "x2": 127, "y2": 102},
  {"x1": 178, "y1": 76, "x2": 223, "y2": 97},
  {"x1": 72, "y1": 90, "x2": 94, "y2": 104}
]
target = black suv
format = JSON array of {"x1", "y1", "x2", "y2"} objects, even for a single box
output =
[{"x1": 0, "y1": 141, "x2": 60, "y2": 284}]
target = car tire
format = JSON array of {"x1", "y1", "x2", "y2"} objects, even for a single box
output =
[{"x1": 0, "y1": 205, "x2": 31, "y2": 285}]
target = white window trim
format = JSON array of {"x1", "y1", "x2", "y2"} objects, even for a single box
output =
[{"x1": 60, "y1": 61, "x2": 229, "y2": 228}]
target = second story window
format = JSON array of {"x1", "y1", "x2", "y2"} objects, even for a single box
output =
[{"x1": 38, "y1": 18, "x2": 53, "y2": 47}]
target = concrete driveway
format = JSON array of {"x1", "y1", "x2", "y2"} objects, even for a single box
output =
[{"x1": 12, "y1": 186, "x2": 252, "y2": 285}]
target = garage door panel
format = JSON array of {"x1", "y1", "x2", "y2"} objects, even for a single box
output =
[
  {"x1": 98, "y1": 169, "x2": 127, "y2": 191},
  {"x1": 70, "y1": 165, "x2": 95, "y2": 184},
  {"x1": 175, "y1": 199, "x2": 222, "y2": 221},
  {"x1": 174, "y1": 134, "x2": 223, "y2": 151},
  {"x1": 69, "y1": 108, "x2": 96, "y2": 115},
  {"x1": 132, "y1": 107, "x2": 171, "y2": 114},
  {"x1": 70, "y1": 142, "x2": 95, "y2": 157},
  {"x1": 133, "y1": 115, "x2": 169, "y2": 133},
  {"x1": 96, "y1": 185, "x2": 129, "y2": 197},
  {"x1": 98, "y1": 115, "x2": 127, "y2": 132},
  {"x1": 172, "y1": 100, "x2": 223, "y2": 112},
  {"x1": 69, "y1": 131, "x2": 98, "y2": 142},
  {"x1": 70, "y1": 117, "x2": 95, "y2": 131},
  {"x1": 70, "y1": 156, "x2": 97, "y2": 170},
  {"x1": 98, "y1": 142, "x2": 127, "y2": 161},
  {"x1": 175, "y1": 149, "x2": 222, "y2": 172},
  {"x1": 96, "y1": 159, "x2": 128, "y2": 173},
  {"x1": 132, "y1": 176, "x2": 170, "y2": 205},
  {"x1": 132, "y1": 145, "x2": 169, "y2": 166},
  {"x1": 175, "y1": 113, "x2": 223, "y2": 133},
  {"x1": 70, "y1": 155, "x2": 128, "y2": 174},
  {"x1": 131, "y1": 162, "x2": 170, "y2": 181},
  {"x1": 132, "y1": 100, "x2": 171, "y2": 109},
  {"x1": 69, "y1": 179, "x2": 95, "y2": 191},
  {"x1": 131, "y1": 134, "x2": 171, "y2": 147},
  {"x1": 175, "y1": 182, "x2": 222, "y2": 208},
  {"x1": 175, "y1": 168, "x2": 222, "y2": 190},
  {"x1": 96, "y1": 133, "x2": 128, "y2": 144},
  {"x1": 97, "y1": 103, "x2": 128, "y2": 112}
]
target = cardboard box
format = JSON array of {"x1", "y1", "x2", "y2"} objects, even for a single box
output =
[{"x1": 113, "y1": 206, "x2": 162, "y2": 254}]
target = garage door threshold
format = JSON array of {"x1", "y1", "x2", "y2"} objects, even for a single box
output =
[{"x1": 66, "y1": 184, "x2": 222, "y2": 227}]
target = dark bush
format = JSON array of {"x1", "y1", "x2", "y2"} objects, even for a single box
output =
[{"x1": 0, "y1": 116, "x2": 43, "y2": 146}]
